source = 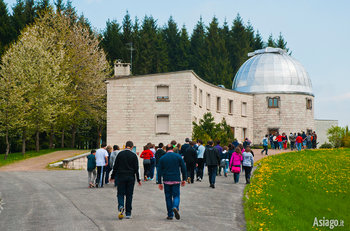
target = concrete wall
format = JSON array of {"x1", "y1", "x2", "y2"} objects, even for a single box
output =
[
  {"x1": 315, "y1": 119, "x2": 338, "y2": 146},
  {"x1": 107, "y1": 71, "x2": 193, "y2": 153},
  {"x1": 253, "y1": 93, "x2": 315, "y2": 144},
  {"x1": 191, "y1": 74, "x2": 254, "y2": 143}
]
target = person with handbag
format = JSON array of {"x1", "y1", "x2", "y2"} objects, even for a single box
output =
[{"x1": 229, "y1": 147, "x2": 243, "y2": 184}]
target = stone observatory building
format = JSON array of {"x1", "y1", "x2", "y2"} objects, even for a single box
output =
[{"x1": 107, "y1": 48, "x2": 324, "y2": 152}]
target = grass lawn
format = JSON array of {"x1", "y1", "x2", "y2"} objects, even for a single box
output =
[
  {"x1": 0, "y1": 148, "x2": 76, "y2": 167},
  {"x1": 244, "y1": 148, "x2": 350, "y2": 231}
]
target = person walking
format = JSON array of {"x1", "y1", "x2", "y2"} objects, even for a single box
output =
[
  {"x1": 87, "y1": 149, "x2": 97, "y2": 188},
  {"x1": 261, "y1": 134, "x2": 269, "y2": 155},
  {"x1": 149, "y1": 143, "x2": 156, "y2": 181},
  {"x1": 180, "y1": 138, "x2": 191, "y2": 156},
  {"x1": 296, "y1": 133, "x2": 303, "y2": 151},
  {"x1": 196, "y1": 139, "x2": 205, "y2": 182},
  {"x1": 105, "y1": 145, "x2": 113, "y2": 185},
  {"x1": 155, "y1": 143, "x2": 166, "y2": 184},
  {"x1": 95, "y1": 143, "x2": 108, "y2": 188},
  {"x1": 157, "y1": 144, "x2": 187, "y2": 220},
  {"x1": 229, "y1": 147, "x2": 243, "y2": 183},
  {"x1": 204, "y1": 140, "x2": 220, "y2": 188},
  {"x1": 289, "y1": 133, "x2": 296, "y2": 151},
  {"x1": 140, "y1": 145, "x2": 154, "y2": 181},
  {"x1": 242, "y1": 146, "x2": 254, "y2": 184},
  {"x1": 183, "y1": 141, "x2": 197, "y2": 183},
  {"x1": 110, "y1": 141, "x2": 141, "y2": 219},
  {"x1": 110, "y1": 145, "x2": 120, "y2": 187}
]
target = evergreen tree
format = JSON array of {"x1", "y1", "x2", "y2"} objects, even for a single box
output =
[
  {"x1": 131, "y1": 16, "x2": 140, "y2": 74},
  {"x1": 230, "y1": 14, "x2": 251, "y2": 77},
  {"x1": 63, "y1": 0, "x2": 77, "y2": 23},
  {"x1": 10, "y1": 0, "x2": 26, "y2": 40},
  {"x1": 189, "y1": 17, "x2": 206, "y2": 77},
  {"x1": 24, "y1": 0, "x2": 36, "y2": 25},
  {"x1": 0, "y1": 0, "x2": 14, "y2": 57},
  {"x1": 267, "y1": 34, "x2": 276, "y2": 47},
  {"x1": 254, "y1": 30, "x2": 264, "y2": 50},
  {"x1": 35, "y1": 0, "x2": 50, "y2": 16},
  {"x1": 162, "y1": 16, "x2": 180, "y2": 71},
  {"x1": 101, "y1": 19, "x2": 123, "y2": 65},
  {"x1": 245, "y1": 21, "x2": 255, "y2": 51},
  {"x1": 177, "y1": 25, "x2": 190, "y2": 70},
  {"x1": 121, "y1": 11, "x2": 133, "y2": 64},
  {"x1": 202, "y1": 17, "x2": 233, "y2": 87},
  {"x1": 276, "y1": 32, "x2": 290, "y2": 53}
]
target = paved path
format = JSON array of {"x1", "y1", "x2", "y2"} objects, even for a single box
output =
[
  {"x1": 0, "y1": 148, "x2": 291, "y2": 231},
  {"x1": 0, "y1": 150, "x2": 85, "y2": 172}
]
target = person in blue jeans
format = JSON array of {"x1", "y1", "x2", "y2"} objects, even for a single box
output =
[{"x1": 157, "y1": 144, "x2": 187, "y2": 220}]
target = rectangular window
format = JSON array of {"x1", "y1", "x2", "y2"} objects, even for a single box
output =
[
  {"x1": 199, "y1": 89, "x2": 203, "y2": 107},
  {"x1": 156, "y1": 115, "x2": 169, "y2": 134},
  {"x1": 216, "y1": 97, "x2": 221, "y2": 112},
  {"x1": 243, "y1": 128, "x2": 247, "y2": 141},
  {"x1": 268, "y1": 97, "x2": 279, "y2": 108},
  {"x1": 193, "y1": 85, "x2": 197, "y2": 104},
  {"x1": 241, "y1": 102, "x2": 247, "y2": 116},
  {"x1": 306, "y1": 99, "x2": 312, "y2": 109},
  {"x1": 228, "y1": 99, "x2": 233, "y2": 114},
  {"x1": 156, "y1": 85, "x2": 169, "y2": 101},
  {"x1": 206, "y1": 93, "x2": 211, "y2": 110}
]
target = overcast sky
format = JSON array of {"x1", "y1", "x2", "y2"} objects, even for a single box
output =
[{"x1": 5, "y1": 0, "x2": 350, "y2": 127}]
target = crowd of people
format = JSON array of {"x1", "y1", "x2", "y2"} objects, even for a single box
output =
[{"x1": 86, "y1": 138, "x2": 257, "y2": 220}]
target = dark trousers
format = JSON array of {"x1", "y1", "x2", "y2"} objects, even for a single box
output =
[
  {"x1": 207, "y1": 165, "x2": 217, "y2": 185},
  {"x1": 149, "y1": 158, "x2": 156, "y2": 179},
  {"x1": 186, "y1": 162, "x2": 196, "y2": 183},
  {"x1": 261, "y1": 145, "x2": 268, "y2": 155},
  {"x1": 233, "y1": 172, "x2": 240, "y2": 183},
  {"x1": 243, "y1": 166, "x2": 252, "y2": 184},
  {"x1": 290, "y1": 141, "x2": 295, "y2": 150},
  {"x1": 196, "y1": 158, "x2": 204, "y2": 180},
  {"x1": 96, "y1": 166, "x2": 105, "y2": 187},
  {"x1": 143, "y1": 163, "x2": 151, "y2": 179},
  {"x1": 273, "y1": 141, "x2": 278, "y2": 149},
  {"x1": 117, "y1": 176, "x2": 135, "y2": 216},
  {"x1": 104, "y1": 165, "x2": 111, "y2": 184},
  {"x1": 164, "y1": 184, "x2": 180, "y2": 218}
]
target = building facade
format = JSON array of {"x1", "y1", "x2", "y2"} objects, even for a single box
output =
[{"x1": 107, "y1": 48, "x2": 333, "y2": 151}]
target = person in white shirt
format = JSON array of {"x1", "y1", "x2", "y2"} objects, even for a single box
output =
[
  {"x1": 196, "y1": 139, "x2": 205, "y2": 182},
  {"x1": 95, "y1": 143, "x2": 109, "y2": 188}
]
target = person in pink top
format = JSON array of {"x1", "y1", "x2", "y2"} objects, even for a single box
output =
[{"x1": 229, "y1": 147, "x2": 243, "y2": 183}]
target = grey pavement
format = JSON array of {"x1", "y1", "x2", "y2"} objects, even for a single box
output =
[{"x1": 0, "y1": 170, "x2": 246, "y2": 231}]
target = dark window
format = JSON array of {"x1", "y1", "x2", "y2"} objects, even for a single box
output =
[
  {"x1": 306, "y1": 99, "x2": 312, "y2": 109},
  {"x1": 268, "y1": 97, "x2": 279, "y2": 108}
]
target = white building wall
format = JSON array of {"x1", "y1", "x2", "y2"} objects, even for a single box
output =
[
  {"x1": 190, "y1": 73, "x2": 254, "y2": 144},
  {"x1": 107, "y1": 71, "x2": 193, "y2": 153},
  {"x1": 253, "y1": 93, "x2": 315, "y2": 144},
  {"x1": 314, "y1": 119, "x2": 338, "y2": 146}
]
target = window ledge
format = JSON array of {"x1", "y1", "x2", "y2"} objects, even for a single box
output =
[
  {"x1": 241, "y1": 115, "x2": 247, "y2": 117},
  {"x1": 156, "y1": 132, "x2": 170, "y2": 135},
  {"x1": 228, "y1": 113, "x2": 233, "y2": 115},
  {"x1": 156, "y1": 99, "x2": 170, "y2": 102}
]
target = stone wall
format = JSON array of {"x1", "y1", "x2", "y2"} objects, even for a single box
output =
[
  {"x1": 191, "y1": 73, "x2": 254, "y2": 143},
  {"x1": 253, "y1": 93, "x2": 315, "y2": 144},
  {"x1": 107, "y1": 71, "x2": 193, "y2": 153}
]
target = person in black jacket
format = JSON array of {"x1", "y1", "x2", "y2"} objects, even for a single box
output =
[
  {"x1": 203, "y1": 140, "x2": 220, "y2": 188},
  {"x1": 183, "y1": 141, "x2": 197, "y2": 184},
  {"x1": 110, "y1": 141, "x2": 141, "y2": 220},
  {"x1": 155, "y1": 143, "x2": 166, "y2": 183},
  {"x1": 180, "y1": 138, "x2": 190, "y2": 156}
]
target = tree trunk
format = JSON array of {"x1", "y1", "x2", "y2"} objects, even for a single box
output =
[
  {"x1": 36, "y1": 130, "x2": 40, "y2": 152},
  {"x1": 71, "y1": 124, "x2": 76, "y2": 149},
  {"x1": 49, "y1": 126, "x2": 54, "y2": 149},
  {"x1": 61, "y1": 128, "x2": 65, "y2": 148},
  {"x1": 4, "y1": 128, "x2": 9, "y2": 160},
  {"x1": 22, "y1": 129, "x2": 26, "y2": 155},
  {"x1": 97, "y1": 126, "x2": 102, "y2": 149}
]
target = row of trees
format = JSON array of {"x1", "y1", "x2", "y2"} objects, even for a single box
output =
[
  {"x1": 101, "y1": 13, "x2": 290, "y2": 88},
  {"x1": 192, "y1": 113, "x2": 234, "y2": 145},
  {"x1": 0, "y1": 0, "x2": 290, "y2": 155},
  {"x1": 0, "y1": 7, "x2": 109, "y2": 158}
]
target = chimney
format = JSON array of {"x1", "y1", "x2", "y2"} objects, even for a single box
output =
[{"x1": 114, "y1": 59, "x2": 131, "y2": 77}]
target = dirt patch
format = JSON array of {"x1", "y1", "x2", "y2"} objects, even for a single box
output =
[{"x1": 0, "y1": 150, "x2": 85, "y2": 172}]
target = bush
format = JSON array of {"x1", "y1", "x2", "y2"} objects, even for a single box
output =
[{"x1": 319, "y1": 143, "x2": 332, "y2": 149}]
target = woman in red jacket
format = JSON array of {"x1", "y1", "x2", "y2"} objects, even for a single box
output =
[{"x1": 140, "y1": 145, "x2": 154, "y2": 181}]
